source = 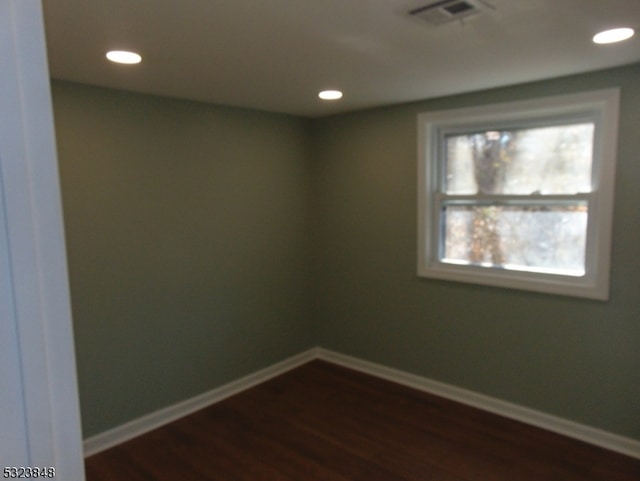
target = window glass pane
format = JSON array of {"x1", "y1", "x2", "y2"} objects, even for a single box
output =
[
  {"x1": 445, "y1": 124, "x2": 594, "y2": 195},
  {"x1": 442, "y1": 204, "x2": 587, "y2": 276}
]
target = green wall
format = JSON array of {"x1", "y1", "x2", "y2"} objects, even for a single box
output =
[
  {"x1": 52, "y1": 63, "x2": 640, "y2": 442},
  {"x1": 311, "y1": 63, "x2": 640, "y2": 441},
  {"x1": 52, "y1": 81, "x2": 313, "y2": 437}
]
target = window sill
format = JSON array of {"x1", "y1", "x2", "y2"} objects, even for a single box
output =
[{"x1": 418, "y1": 261, "x2": 608, "y2": 300}]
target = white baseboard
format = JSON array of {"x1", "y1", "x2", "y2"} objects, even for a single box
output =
[
  {"x1": 315, "y1": 348, "x2": 640, "y2": 460},
  {"x1": 83, "y1": 348, "x2": 318, "y2": 457},
  {"x1": 84, "y1": 346, "x2": 640, "y2": 460}
]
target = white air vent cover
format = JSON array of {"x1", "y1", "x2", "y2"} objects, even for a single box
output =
[{"x1": 409, "y1": 0, "x2": 486, "y2": 26}]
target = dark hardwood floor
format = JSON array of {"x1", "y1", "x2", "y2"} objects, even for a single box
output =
[{"x1": 85, "y1": 360, "x2": 640, "y2": 481}]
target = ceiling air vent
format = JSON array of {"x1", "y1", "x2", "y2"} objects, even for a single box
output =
[{"x1": 409, "y1": 0, "x2": 486, "y2": 26}]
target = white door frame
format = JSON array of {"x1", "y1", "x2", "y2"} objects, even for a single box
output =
[{"x1": 0, "y1": 1, "x2": 84, "y2": 479}]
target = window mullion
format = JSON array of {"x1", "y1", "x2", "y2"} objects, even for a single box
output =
[{"x1": 438, "y1": 193, "x2": 591, "y2": 205}]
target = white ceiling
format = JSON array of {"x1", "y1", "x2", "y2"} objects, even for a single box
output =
[{"x1": 43, "y1": 0, "x2": 640, "y2": 118}]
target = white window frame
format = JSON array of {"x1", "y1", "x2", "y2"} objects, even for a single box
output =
[{"x1": 417, "y1": 89, "x2": 620, "y2": 300}]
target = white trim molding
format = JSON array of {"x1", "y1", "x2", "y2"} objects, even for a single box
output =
[
  {"x1": 316, "y1": 348, "x2": 640, "y2": 460},
  {"x1": 84, "y1": 349, "x2": 318, "y2": 457},
  {"x1": 0, "y1": 0, "x2": 84, "y2": 478},
  {"x1": 85, "y1": 347, "x2": 639, "y2": 460}
]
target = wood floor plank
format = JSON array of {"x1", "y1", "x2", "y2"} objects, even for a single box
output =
[{"x1": 85, "y1": 360, "x2": 640, "y2": 481}]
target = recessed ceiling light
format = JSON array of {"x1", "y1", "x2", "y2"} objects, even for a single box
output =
[
  {"x1": 319, "y1": 90, "x2": 343, "y2": 101},
  {"x1": 106, "y1": 50, "x2": 142, "y2": 64},
  {"x1": 592, "y1": 27, "x2": 635, "y2": 44}
]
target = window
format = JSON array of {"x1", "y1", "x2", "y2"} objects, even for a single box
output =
[{"x1": 417, "y1": 89, "x2": 620, "y2": 299}]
